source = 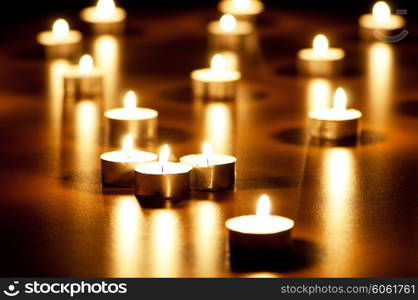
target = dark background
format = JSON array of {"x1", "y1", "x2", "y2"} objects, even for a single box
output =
[{"x1": 0, "y1": 0, "x2": 415, "y2": 25}]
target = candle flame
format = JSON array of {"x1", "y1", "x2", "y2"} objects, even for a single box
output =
[
  {"x1": 372, "y1": 1, "x2": 391, "y2": 22},
  {"x1": 313, "y1": 34, "x2": 329, "y2": 55},
  {"x1": 202, "y1": 141, "x2": 213, "y2": 166},
  {"x1": 79, "y1": 55, "x2": 94, "y2": 75},
  {"x1": 232, "y1": 0, "x2": 251, "y2": 8},
  {"x1": 96, "y1": 0, "x2": 116, "y2": 18},
  {"x1": 333, "y1": 88, "x2": 347, "y2": 111},
  {"x1": 52, "y1": 19, "x2": 69, "y2": 39},
  {"x1": 220, "y1": 14, "x2": 237, "y2": 32},
  {"x1": 211, "y1": 54, "x2": 226, "y2": 73},
  {"x1": 123, "y1": 91, "x2": 137, "y2": 110},
  {"x1": 159, "y1": 144, "x2": 170, "y2": 165},
  {"x1": 256, "y1": 194, "x2": 271, "y2": 217},
  {"x1": 202, "y1": 142, "x2": 213, "y2": 156},
  {"x1": 122, "y1": 134, "x2": 134, "y2": 154}
]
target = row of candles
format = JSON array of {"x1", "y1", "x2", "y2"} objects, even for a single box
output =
[{"x1": 34, "y1": 0, "x2": 404, "y2": 254}]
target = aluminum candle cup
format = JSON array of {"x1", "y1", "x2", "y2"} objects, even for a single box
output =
[
  {"x1": 191, "y1": 54, "x2": 241, "y2": 101},
  {"x1": 80, "y1": 0, "x2": 127, "y2": 34},
  {"x1": 207, "y1": 14, "x2": 253, "y2": 51},
  {"x1": 297, "y1": 34, "x2": 345, "y2": 77},
  {"x1": 63, "y1": 55, "x2": 103, "y2": 100},
  {"x1": 101, "y1": 150, "x2": 157, "y2": 187},
  {"x1": 218, "y1": 0, "x2": 264, "y2": 22},
  {"x1": 135, "y1": 162, "x2": 192, "y2": 199},
  {"x1": 226, "y1": 195, "x2": 294, "y2": 253},
  {"x1": 37, "y1": 19, "x2": 82, "y2": 57},
  {"x1": 180, "y1": 154, "x2": 236, "y2": 191},
  {"x1": 358, "y1": 1, "x2": 406, "y2": 41},
  {"x1": 308, "y1": 88, "x2": 362, "y2": 140},
  {"x1": 105, "y1": 92, "x2": 158, "y2": 147}
]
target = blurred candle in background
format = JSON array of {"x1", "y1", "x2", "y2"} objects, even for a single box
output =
[
  {"x1": 359, "y1": 1, "x2": 406, "y2": 41},
  {"x1": 297, "y1": 34, "x2": 345, "y2": 77},
  {"x1": 37, "y1": 19, "x2": 82, "y2": 57},
  {"x1": 191, "y1": 54, "x2": 241, "y2": 101},
  {"x1": 218, "y1": 0, "x2": 264, "y2": 22},
  {"x1": 63, "y1": 55, "x2": 103, "y2": 100}
]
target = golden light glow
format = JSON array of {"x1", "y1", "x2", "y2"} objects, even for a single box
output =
[
  {"x1": 96, "y1": 0, "x2": 116, "y2": 18},
  {"x1": 52, "y1": 19, "x2": 69, "y2": 39},
  {"x1": 372, "y1": 1, "x2": 391, "y2": 22},
  {"x1": 220, "y1": 14, "x2": 237, "y2": 32},
  {"x1": 333, "y1": 88, "x2": 347, "y2": 111},
  {"x1": 211, "y1": 54, "x2": 226, "y2": 73},
  {"x1": 122, "y1": 134, "x2": 134, "y2": 154},
  {"x1": 159, "y1": 145, "x2": 170, "y2": 165},
  {"x1": 256, "y1": 194, "x2": 271, "y2": 217},
  {"x1": 123, "y1": 91, "x2": 137, "y2": 110},
  {"x1": 232, "y1": 0, "x2": 251, "y2": 8},
  {"x1": 78, "y1": 55, "x2": 94, "y2": 75},
  {"x1": 313, "y1": 34, "x2": 329, "y2": 55}
]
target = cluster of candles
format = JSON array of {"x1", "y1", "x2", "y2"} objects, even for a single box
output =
[{"x1": 34, "y1": 0, "x2": 406, "y2": 254}]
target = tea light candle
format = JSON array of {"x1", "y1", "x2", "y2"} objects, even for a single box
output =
[
  {"x1": 80, "y1": 0, "x2": 127, "y2": 33},
  {"x1": 359, "y1": 1, "x2": 406, "y2": 41},
  {"x1": 309, "y1": 88, "x2": 362, "y2": 140},
  {"x1": 101, "y1": 135, "x2": 158, "y2": 187},
  {"x1": 218, "y1": 0, "x2": 264, "y2": 22},
  {"x1": 135, "y1": 145, "x2": 192, "y2": 199},
  {"x1": 105, "y1": 91, "x2": 158, "y2": 147},
  {"x1": 297, "y1": 34, "x2": 345, "y2": 77},
  {"x1": 63, "y1": 55, "x2": 103, "y2": 99},
  {"x1": 180, "y1": 142, "x2": 236, "y2": 191},
  {"x1": 191, "y1": 54, "x2": 241, "y2": 101},
  {"x1": 226, "y1": 195, "x2": 295, "y2": 252},
  {"x1": 208, "y1": 14, "x2": 253, "y2": 51},
  {"x1": 37, "y1": 19, "x2": 82, "y2": 57}
]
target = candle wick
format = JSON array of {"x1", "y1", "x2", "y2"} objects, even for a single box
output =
[
  {"x1": 161, "y1": 163, "x2": 164, "y2": 174},
  {"x1": 206, "y1": 156, "x2": 210, "y2": 167}
]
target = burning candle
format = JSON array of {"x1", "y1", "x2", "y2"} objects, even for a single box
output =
[
  {"x1": 208, "y1": 14, "x2": 253, "y2": 51},
  {"x1": 309, "y1": 87, "x2": 362, "y2": 140},
  {"x1": 105, "y1": 91, "x2": 158, "y2": 147},
  {"x1": 218, "y1": 0, "x2": 264, "y2": 22},
  {"x1": 63, "y1": 55, "x2": 103, "y2": 99},
  {"x1": 226, "y1": 195, "x2": 295, "y2": 252},
  {"x1": 135, "y1": 145, "x2": 192, "y2": 199},
  {"x1": 80, "y1": 0, "x2": 127, "y2": 33},
  {"x1": 180, "y1": 142, "x2": 236, "y2": 191},
  {"x1": 37, "y1": 19, "x2": 82, "y2": 57},
  {"x1": 297, "y1": 34, "x2": 345, "y2": 77},
  {"x1": 359, "y1": 1, "x2": 406, "y2": 41},
  {"x1": 101, "y1": 134, "x2": 158, "y2": 187},
  {"x1": 191, "y1": 54, "x2": 241, "y2": 101}
]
